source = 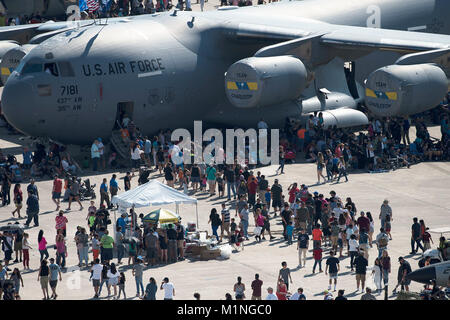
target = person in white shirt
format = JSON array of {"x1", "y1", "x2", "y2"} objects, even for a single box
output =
[
  {"x1": 90, "y1": 259, "x2": 103, "y2": 299},
  {"x1": 161, "y1": 277, "x2": 175, "y2": 300},
  {"x1": 265, "y1": 287, "x2": 278, "y2": 300},
  {"x1": 91, "y1": 139, "x2": 100, "y2": 171},
  {"x1": 348, "y1": 234, "x2": 359, "y2": 271},
  {"x1": 107, "y1": 263, "x2": 120, "y2": 299},
  {"x1": 97, "y1": 138, "x2": 105, "y2": 170}
]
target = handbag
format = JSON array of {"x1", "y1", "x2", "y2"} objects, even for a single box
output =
[{"x1": 253, "y1": 226, "x2": 262, "y2": 236}]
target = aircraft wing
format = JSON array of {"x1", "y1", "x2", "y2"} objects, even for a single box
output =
[
  {"x1": 320, "y1": 25, "x2": 450, "y2": 52},
  {"x1": 224, "y1": 20, "x2": 450, "y2": 67}
]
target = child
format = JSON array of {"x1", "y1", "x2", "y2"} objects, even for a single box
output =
[
  {"x1": 265, "y1": 188, "x2": 271, "y2": 210},
  {"x1": 128, "y1": 240, "x2": 137, "y2": 265},
  {"x1": 92, "y1": 234, "x2": 100, "y2": 261},
  {"x1": 422, "y1": 227, "x2": 433, "y2": 250},
  {"x1": 286, "y1": 221, "x2": 294, "y2": 245},
  {"x1": 200, "y1": 175, "x2": 207, "y2": 192},
  {"x1": 312, "y1": 246, "x2": 323, "y2": 273},
  {"x1": 22, "y1": 233, "x2": 31, "y2": 270},
  {"x1": 230, "y1": 218, "x2": 237, "y2": 234},
  {"x1": 117, "y1": 272, "x2": 126, "y2": 300},
  {"x1": 87, "y1": 201, "x2": 97, "y2": 237},
  {"x1": 337, "y1": 230, "x2": 345, "y2": 258},
  {"x1": 384, "y1": 214, "x2": 392, "y2": 240},
  {"x1": 217, "y1": 173, "x2": 224, "y2": 198}
]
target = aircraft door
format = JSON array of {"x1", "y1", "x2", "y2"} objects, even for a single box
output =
[{"x1": 115, "y1": 101, "x2": 134, "y2": 129}]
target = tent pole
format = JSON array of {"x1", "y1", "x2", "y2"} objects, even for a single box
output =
[{"x1": 196, "y1": 203, "x2": 199, "y2": 230}]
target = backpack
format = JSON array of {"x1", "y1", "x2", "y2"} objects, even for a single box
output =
[{"x1": 379, "y1": 236, "x2": 388, "y2": 247}]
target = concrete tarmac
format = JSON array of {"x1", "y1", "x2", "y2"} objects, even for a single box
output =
[{"x1": 0, "y1": 124, "x2": 448, "y2": 300}]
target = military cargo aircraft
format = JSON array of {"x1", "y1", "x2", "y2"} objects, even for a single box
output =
[{"x1": 0, "y1": 0, "x2": 450, "y2": 145}]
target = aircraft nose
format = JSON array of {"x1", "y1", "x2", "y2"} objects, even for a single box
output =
[
  {"x1": 1, "y1": 73, "x2": 35, "y2": 136},
  {"x1": 406, "y1": 265, "x2": 436, "y2": 284}
]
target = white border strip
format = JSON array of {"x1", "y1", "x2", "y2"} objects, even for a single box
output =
[{"x1": 138, "y1": 70, "x2": 162, "y2": 78}]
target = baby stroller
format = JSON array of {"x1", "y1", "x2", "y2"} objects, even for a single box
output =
[
  {"x1": 138, "y1": 168, "x2": 151, "y2": 185},
  {"x1": 230, "y1": 229, "x2": 245, "y2": 252},
  {"x1": 79, "y1": 178, "x2": 96, "y2": 201}
]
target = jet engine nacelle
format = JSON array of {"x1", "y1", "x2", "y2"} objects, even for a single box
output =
[
  {"x1": 225, "y1": 56, "x2": 308, "y2": 108},
  {"x1": 365, "y1": 63, "x2": 448, "y2": 117},
  {"x1": 0, "y1": 44, "x2": 35, "y2": 85}
]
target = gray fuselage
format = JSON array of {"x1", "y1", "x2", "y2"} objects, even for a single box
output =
[{"x1": 2, "y1": 0, "x2": 449, "y2": 144}]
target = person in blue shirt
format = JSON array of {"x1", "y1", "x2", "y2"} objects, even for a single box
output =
[
  {"x1": 116, "y1": 212, "x2": 128, "y2": 234},
  {"x1": 22, "y1": 147, "x2": 33, "y2": 178},
  {"x1": 109, "y1": 174, "x2": 120, "y2": 199},
  {"x1": 286, "y1": 222, "x2": 294, "y2": 245},
  {"x1": 99, "y1": 178, "x2": 111, "y2": 209}
]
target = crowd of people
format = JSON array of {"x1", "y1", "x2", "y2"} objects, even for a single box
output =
[
  {"x1": 1, "y1": 160, "x2": 449, "y2": 300},
  {"x1": 0, "y1": 0, "x2": 283, "y2": 26},
  {"x1": 0, "y1": 100, "x2": 449, "y2": 300}
]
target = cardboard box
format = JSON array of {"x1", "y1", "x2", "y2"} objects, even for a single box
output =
[{"x1": 200, "y1": 249, "x2": 221, "y2": 261}]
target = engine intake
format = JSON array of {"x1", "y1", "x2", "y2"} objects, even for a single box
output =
[
  {"x1": 225, "y1": 56, "x2": 308, "y2": 108},
  {"x1": 365, "y1": 63, "x2": 448, "y2": 117}
]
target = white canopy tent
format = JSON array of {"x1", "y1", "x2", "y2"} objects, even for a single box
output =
[{"x1": 111, "y1": 179, "x2": 199, "y2": 227}]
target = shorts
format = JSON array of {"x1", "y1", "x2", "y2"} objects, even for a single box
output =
[
  {"x1": 329, "y1": 273, "x2": 338, "y2": 279},
  {"x1": 207, "y1": 180, "x2": 216, "y2": 187},
  {"x1": 356, "y1": 274, "x2": 366, "y2": 282},
  {"x1": 263, "y1": 222, "x2": 270, "y2": 231},
  {"x1": 102, "y1": 248, "x2": 113, "y2": 261},
  {"x1": 14, "y1": 241, "x2": 22, "y2": 251},
  {"x1": 52, "y1": 192, "x2": 61, "y2": 200},
  {"x1": 191, "y1": 177, "x2": 200, "y2": 183},
  {"x1": 177, "y1": 240, "x2": 184, "y2": 250},
  {"x1": 337, "y1": 238, "x2": 343, "y2": 248},
  {"x1": 49, "y1": 280, "x2": 58, "y2": 289},
  {"x1": 14, "y1": 202, "x2": 22, "y2": 209},
  {"x1": 222, "y1": 222, "x2": 230, "y2": 233},
  {"x1": 147, "y1": 247, "x2": 157, "y2": 259},
  {"x1": 92, "y1": 279, "x2": 100, "y2": 287},
  {"x1": 40, "y1": 276, "x2": 49, "y2": 289},
  {"x1": 132, "y1": 159, "x2": 140, "y2": 168},
  {"x1": 272, "y1": 199, "x2": 282, "y2": 208},
  {"x1": 4, "y1": 250, "x2": 12, "y2": 261},
  {"x1": 108, "y1": 277, "x2": 118, "y2": 286}
]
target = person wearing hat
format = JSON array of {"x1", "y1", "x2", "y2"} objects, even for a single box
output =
[
  {"x1": 379, "y1": 199, "x2": 392, "y2": 230},
  {"x1": 323, "y1": 290, "x2": 333, "y2": 300}
]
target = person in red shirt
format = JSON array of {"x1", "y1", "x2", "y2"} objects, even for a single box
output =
[
  {"x1": 276, "y1": 279, "x2": 289, "y2": 300},
  {"x1": 55, "y1": 210, "x2": 68, "y2": 237},
  {"x1": 251, "y1": 273, "x2": 263, "y2": 300},
  {"x1": 247, "y1": 176, "x2": 258, "y2": 209},
  {"x1": 356, "y1": 211, "x2": 370, "y2": 233},
  {"x1": 312, "y1": 224, "x2": 323, "y2": 248},
  {"x1": 287, "y1": 183, "x2": 299, "y2": 207},
  {"x1": 313, "y1": 246, "x2": 323, "y2": 273},
  {"x1": 52, "y1": 175, "x2": 63, "y2": 211}
]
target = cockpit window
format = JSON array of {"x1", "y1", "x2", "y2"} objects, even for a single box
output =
[
  {"x1": 58, "y1": 61, "x2": 75, "y2": 77},
  {"x1": 22, "y1": 63, "x2": 42, "y2": 74},
  {"x1": 44, "y1": 63, "x2": 59, "y2": 77}
]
